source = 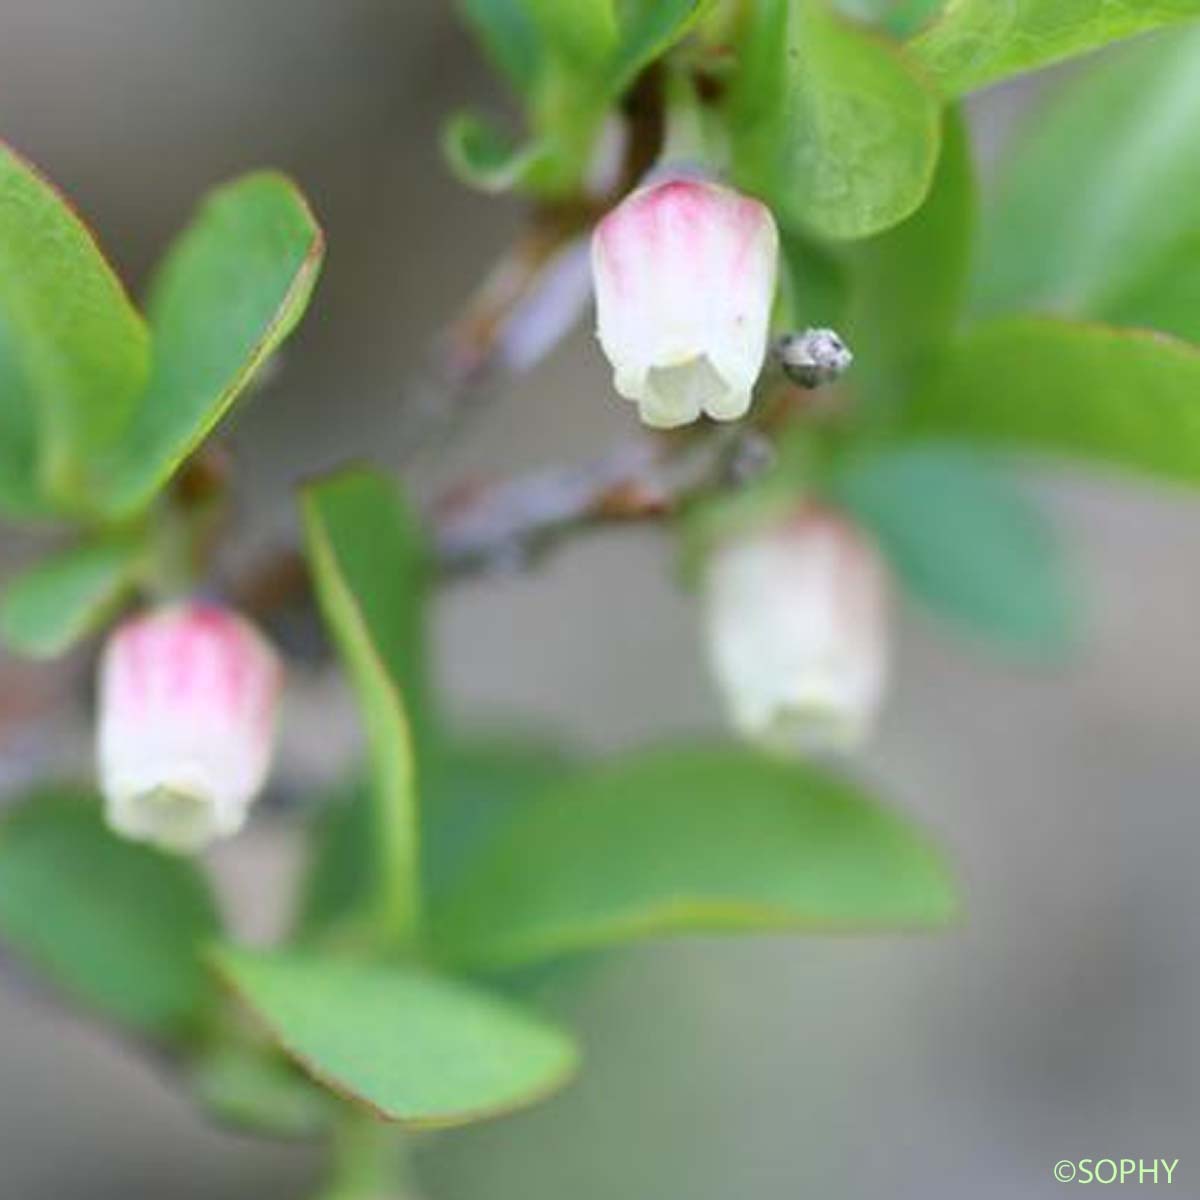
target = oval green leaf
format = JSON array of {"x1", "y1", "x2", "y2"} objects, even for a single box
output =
[
  {"x1": 731, "y1": 0, "x2": 941, "y2": 240},
  {"x1": 905, "y1": 316, "x2": 1200, "y2": 485},
  {"x1": 909, "y1": 0, "x2": 1200, "y2": 96},
  {"x1": 432, "y1": 747, "x2": 958, "y2": 970},
  {"x1": 96, "y1": 171, "x2": 323, "y2": 517},
  {"x1": 0, "y1": 141, "x2": 149, "y2": 512},
  {"x1": 212, "y1": 949, "x2": 580, "y2": 1127}
]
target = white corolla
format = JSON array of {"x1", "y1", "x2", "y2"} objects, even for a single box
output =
[
  {"x1": 97, "y1": 603, "x2": 283, "y2": 852},
  {"x1": 592, "y1": 177, "x2": 779, "y2": 428},
  {"x1": 704, "y1": 510, "x2": 890, "y2": 753}
]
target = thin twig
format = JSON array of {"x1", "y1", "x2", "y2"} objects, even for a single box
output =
[
  {"x1": 432, "y1": 437, "x2": 665, "y2": 570},
  {"x1": 228, "y1": 427, "x2": 730, "y2": 620},
  {"x1": 432, "y1": 425, "x2": 741, "y2": 572}
]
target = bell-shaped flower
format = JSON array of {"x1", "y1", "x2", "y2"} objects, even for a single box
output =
[
  {"x1": 591, "y1": 177, "x2": 779, "y2": 428},
  {"x1": 97, "y1": 603, "x2": 283, "y2": 853},
  {"x1": 704, "y1": 509, "x2": 889, "y2": 753}
]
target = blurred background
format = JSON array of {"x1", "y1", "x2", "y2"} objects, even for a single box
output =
[{"x1": 2, "y1": 2, "x2": 1200, "y2": 1196}]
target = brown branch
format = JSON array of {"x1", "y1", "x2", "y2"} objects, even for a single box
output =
[
  {"x1": 431, "y1": 436, "x2": 670, "y2": 571},
  {"x1": 229, "y1": 426, "x2": 735, "y2": 624}
]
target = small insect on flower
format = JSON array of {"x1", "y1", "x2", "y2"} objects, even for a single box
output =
[
  {"x1": 592, "y1": 177, "x2": 779, "y2": 429},
  {"x1": 97, "y1": 603, "x2": 283, "y2": 853},
  {"x1": 704, "y1": 509, "x2": 889, "y2": 754}
]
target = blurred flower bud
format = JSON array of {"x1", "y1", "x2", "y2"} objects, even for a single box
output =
[
  {"x1": 97, "y1": 604, "x2": 283, "y2": 853},
  {"x1": 704, "y1": 510, "x2": 889, "y2": 753},
  {"x1": 592, "y1": 178, "x2": 778, "y2": 429}
]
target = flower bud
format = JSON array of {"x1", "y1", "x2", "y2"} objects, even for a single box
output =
[
  {"x1": 704, "y1": 510, "x2": 889, "y2": 753},
  {"x1": 97, "y1": 604, "x2": 283, "y2": 852},
  {"x1": 774, "y1": 328, "x2": 854, "y2": 389},
  {"x1": 592, "y1": 178, "x2": 779, "y2": 429}
]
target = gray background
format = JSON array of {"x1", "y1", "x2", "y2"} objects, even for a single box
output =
[{"x1": 1, "y1": 3, "x2": 1197, "y2": 1196}]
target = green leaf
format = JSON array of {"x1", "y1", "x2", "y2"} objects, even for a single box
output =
[
  {"x1": 831, "y1": 442, "x2": 1075, "y2": 653},
  {"x1": 442, "y1": 112, "x2": 553, "y2": 194},
  {"x1": 847, "y1": 106, "x2": 974, "y2": 409},
  {"x1": 212, "y1": 949, "x2": 580, "y2": 1127},
  {"x1": 298, "y1": 739, "x2": 573, "y2": 942},
  {"x1": 301, "y1": 469, "x2": 429, "y2": 946},
  {"x1": 973, "y1": 27, "x2": 1200, "y2": 343},
  {"x1": 1, "y1": 536, "x2": 140, "y2": 659},
  {"x1": 731, "y1": 0, "x2": 941, "y2": 240},
  {"x1": 909, "y1": 0, "x2": 1200, "y2": 96},
  {"x1": 457, "y1": 0, "x2": 545, "y2": 94},
  {"x1": 423, "y1": 737, "x2": 576, "y2": 900},
  {"x1": 0, "y1": 309, "x2": 48, "y2": 518},
  {"x1": 463, "y1": 0, "x2": 709, "y2": 200},
  {"x1": 773, "y1": 81, "x2": 971, "y2": 349},
  {"x1": 524, "y1": 0, "x2": 617, "y2": 68},
  {"x1": 608, "y1": 0, "x2": 714, "y2": 96},
  {"x1": 0, "y1": 141, "x2": 149, "y2": 511},
  {"x1": 0, "y1": 791, "x2": 220, "y2": 1037},
  {"x1": 97, "y1": 172, "x2": 323, "y2": 517},
  {"x1": 433, "y1": 747, "x2": 958, "y2": 970},
  {"x1": 457, "y1": 0, "x2": 706, "y2": 104},
  {"x1": 904, "y1": 317, "x2": 1200, "y2": 485}
]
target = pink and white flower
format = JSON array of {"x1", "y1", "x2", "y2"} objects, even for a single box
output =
[
  {"x1": 704, "y1": 510, "x2": 889, "y2": 753},
  {"x1": 591, "y1": 178, "x2": 779, "y2": 428},
  {"x1": 97, "y1": 604, "x2": 283, "y2": 852}
]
